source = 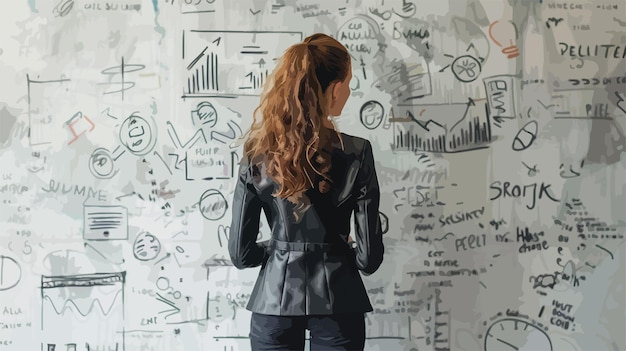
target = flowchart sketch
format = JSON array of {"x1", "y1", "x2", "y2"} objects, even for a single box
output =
[
  {"x1": 181, "y1": 30, "x2": 303, "y2": 98},
  {"x1": 41, "y1": 272, "x2": 126, "y2": 351}
]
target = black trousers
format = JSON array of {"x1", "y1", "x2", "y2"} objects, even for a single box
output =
[{"x1": 249, "y1": 312, "x2": 366, "y2": 351}]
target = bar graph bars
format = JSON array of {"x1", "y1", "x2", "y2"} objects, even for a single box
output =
[
  {"x1": 393, "y1": 100, "x2": 492, "y2": 153},
  {"x1": 182, "y1": 30, "x2": 302, "y2": 98},
  {"x1": 187, "y1": 50, "x2": 219, "y2": 94},
  {"x1": 241, "y1": 70, "x2": 269, "y2": 90},
  {"x1": 394, "y1": 116, "x2": 491, "y2": 153}
]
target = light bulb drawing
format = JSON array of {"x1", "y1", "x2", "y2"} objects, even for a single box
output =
[{"x1": 488, "y1": 20, "x2": 519, "y2": 59}]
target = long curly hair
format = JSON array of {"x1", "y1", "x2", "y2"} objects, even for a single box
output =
[{"x1": 240, "y1": 33, "x2": 351, "y2": 215}]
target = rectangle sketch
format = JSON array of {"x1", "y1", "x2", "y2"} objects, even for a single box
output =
[
  {"x1": 483, "y1": 75, "x2": 517, "y2": 118},
  {"x1": 27, "y1": 75, "x2": 73, "y2": 147},
  {"x1": 83, "y1": 205, "x2": 129, "y2": 240},
  {"x1": 185, "y1": 145, "x2": 239, "y2": 181}
]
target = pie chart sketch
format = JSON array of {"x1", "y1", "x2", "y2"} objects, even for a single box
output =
[{"x1": 0, "y1": 255, "x2": 22, "y2": 291}]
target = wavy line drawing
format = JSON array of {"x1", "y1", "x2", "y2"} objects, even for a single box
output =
[
  {"x1": 434, "y1": 232, "x2": 455, "y2": 241},
  {"x1": 43, "y1": 288, "x2": 122, "y2": 317}
]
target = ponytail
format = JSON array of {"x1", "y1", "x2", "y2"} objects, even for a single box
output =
[{"x1": 241, "y1": 33, "x2": 350, "y2": 219}]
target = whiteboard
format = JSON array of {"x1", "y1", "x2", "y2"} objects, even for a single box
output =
[{"x1": 0, "y1": 0, "x2": 624, "y2": 350}]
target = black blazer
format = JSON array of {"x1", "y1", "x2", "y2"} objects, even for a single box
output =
[{"x1": 228, "y1": 133, "x2": 384, "y2": 316}]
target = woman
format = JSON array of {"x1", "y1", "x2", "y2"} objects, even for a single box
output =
[{"x1": 228, "y1": 33, "x2": 384, "y2": 351}]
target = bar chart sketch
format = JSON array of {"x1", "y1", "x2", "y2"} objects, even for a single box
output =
[
  {"x1": 181, "y1": 30, "x2": 303, "y2": 98},
  {"x1": 391, "y1": 98, "x2": 492, "y2": 153}
]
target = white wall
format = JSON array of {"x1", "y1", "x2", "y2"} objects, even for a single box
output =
[{"x1": 0, "y1": 0, "x2": 624, "y2": 350}]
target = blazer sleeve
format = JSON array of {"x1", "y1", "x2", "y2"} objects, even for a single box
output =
[
  {"x1": 228, "y1": 160, "x2": 270, "y2": 269},
  {"x1": 352, "y1": 140, "x2": 384, "y2": 276}
]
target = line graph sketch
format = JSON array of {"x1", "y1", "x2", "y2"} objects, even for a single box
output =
[
  {"x1": 41, "y1": 272, "x2": 126, "y2": 351},
  {"x1": 391, "y1": 98, "x2": 492, "y2": 153}
]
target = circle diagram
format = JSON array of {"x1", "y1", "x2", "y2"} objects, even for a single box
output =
[
  {"x1": 133, "y1": 231, "x2": 161, "y2": 261},
  {"x1": 360, "y1": 101, "x2": 385, "y2": 130},
  {"x1": 89, "y1": 148, "x2": 116, "y2": 179},
  {"x1": 451, "y1": 55, "x2": 482, "y2": 83},
  {"x1": 119, "y1": 113, "x2": 154, "y2": 155},
  {"x1": 193, "y1": 101, "x2": 218, "y2": 127},
  {"x1": 199, "y1": 189, "x2": 228, "y2": 221}
]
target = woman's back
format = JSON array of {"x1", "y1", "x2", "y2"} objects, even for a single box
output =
[
  {"x1": 230, "y1": 132, "x2": 383, "y2": 315},
  {"x1": 227, "y1": 32, "x2": 383, "y2": 350}
]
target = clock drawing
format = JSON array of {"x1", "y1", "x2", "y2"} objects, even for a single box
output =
[{"x1": 484, "y1": 318, "x2": 553, "y2": 351}]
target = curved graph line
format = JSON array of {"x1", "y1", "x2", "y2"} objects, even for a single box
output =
[
  {"x1": 434, "y1": 232, "x2": 455, "y2": 241},
  {"x1": 43, "y1": 288, "x2": 122, "y2": 317},
  {"x1": 595, "y1": 244, "x2": 614, "y2": 260}
]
